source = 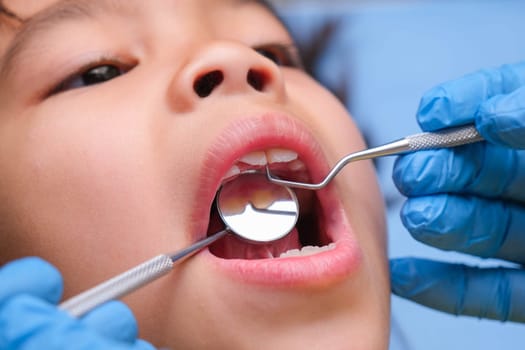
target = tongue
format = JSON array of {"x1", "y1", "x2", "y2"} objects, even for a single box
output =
[{"x1": 209, "y1": 227, "x2": 301, "y2": 259}]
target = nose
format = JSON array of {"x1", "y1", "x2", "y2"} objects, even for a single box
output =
[{"x1": 168, "y1": 42, "x2": 286, "y2": 112}]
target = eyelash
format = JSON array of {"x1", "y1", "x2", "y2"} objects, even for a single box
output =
[
  {"x1": 49, "y1": 44, "x2": 302, "y2": 95},
  {"x1": 254, "y1": 43, "x2": 303, "y2": 69},
  {"x1": 50, "y1": 58, "x2": 135, "y2": 95}
]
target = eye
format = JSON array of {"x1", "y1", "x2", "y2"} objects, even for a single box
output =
[
  {"x1": 52, "y1": 61, "x2": 133, "y2": 94},
  {"x1": 254, "y1": 44, "x2": 303, "y2": 69}
]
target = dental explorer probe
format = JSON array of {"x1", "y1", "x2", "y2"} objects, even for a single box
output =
[
  {"x1": 60, "y1": 173, "x2": 299, "y2": 317},
  {"x1": 266, "y1": 124, "x2": 484, "y2": 190}
]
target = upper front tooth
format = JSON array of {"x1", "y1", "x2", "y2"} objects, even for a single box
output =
[
  {"x1": 238, "y1": 148, "x2": 299, "y2": 167},
  {"x1": 239, "y1": 151, "x2": 267, "y2": 166},
  {"x1": 266, "y1": 148, "x2": 298, "y2": 163}
]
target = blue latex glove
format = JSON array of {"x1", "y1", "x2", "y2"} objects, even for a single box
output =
[
  {"x1": 391, "y1": 61, "x2": 525, "y2": 322},
  {"x1": 0, "y1": 257, "x2": 156, "y2": 350}
]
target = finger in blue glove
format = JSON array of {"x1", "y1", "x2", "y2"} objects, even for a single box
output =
[
  {"x1": 393, "y1": 144, "x2": 525, "y2": 201},
  {"x1": 390, "y1": 258, "x2": 525, "y2": 323},
  {"x1": 0, "y1": 295, "x2": 155, "y2": 350},
  {"x1": 399, "y1": 194, "x2": 525, "y2": 264},
  {"x1": 0, "y1": 257, "x2": 63, "y2": 305},
  {"x1": 80, "y1": 301, "x2": 139, "y2": 344},
  {"x1": 477, "y1": 85, "x2": 525, "y2": 148},
  {"x1": 417, "y1": 61, "x2": 525, "y2": 132},
  {"x1": 0, "y1": 258, "x2": 155, "y2": 350}
]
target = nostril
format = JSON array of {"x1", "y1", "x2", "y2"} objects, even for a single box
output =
[
  {"x1": 193, "y1": 70, "x2": 224, "y2": 97},
  {"x1": 247, "y1": 69, "x2": 267, "y2": 92}
]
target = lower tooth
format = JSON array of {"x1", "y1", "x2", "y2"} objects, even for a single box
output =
[
  {"x1": 223, "y1": 165, "x2": 240, "y2": 180},
  {"x1": 279, "y1": 243, "x2": 336, "y2": 258}
]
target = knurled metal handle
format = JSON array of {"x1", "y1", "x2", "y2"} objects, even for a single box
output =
[
  {"x1": 59, "y1": 254, "x2": 173, "y2": 317},
  {"x1": 406, "y1": 125, "x2": 483, "y2": 150}
]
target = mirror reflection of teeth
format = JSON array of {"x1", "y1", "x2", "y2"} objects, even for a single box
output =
[
  {"x1": 219, "y1": 196, "x2": 247, "y2": 215},
  {"x1": 220, "y1": 190, "x2": 278, "y2": 215},
  {"x1": 251, "y1": 189, "x2": 275, "y2": 209}
]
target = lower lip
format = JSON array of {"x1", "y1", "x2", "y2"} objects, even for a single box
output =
[{"x1": 203, "y1": 187, "x2": 362, "y2": 288}]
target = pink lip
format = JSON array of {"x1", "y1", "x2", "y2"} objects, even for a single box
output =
[{"x1": 191, "y1": 113, "x2": 362, "y2": 288}]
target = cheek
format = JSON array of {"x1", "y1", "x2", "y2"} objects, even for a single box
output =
[
  {"x1": 0, "y1": 107, "x2": 189, "y2": 294},
  {"x1": 15, "y1": 112, "x2": 155, "y2": 212},
  {"x1": 285, "y1": 71, "x2": 366, "y2": 154}
]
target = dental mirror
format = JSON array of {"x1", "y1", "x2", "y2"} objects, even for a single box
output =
[{"x1": 216, "y1": 172, "x2": 299, "y2": 243}]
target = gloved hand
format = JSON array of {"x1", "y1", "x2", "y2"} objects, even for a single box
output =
[
  {"x1": 0, "y1": 257, "x2": 156, "y2": 350},
  {"x1": 391, "y1": 61, "x2": 525, "y2": 322}
]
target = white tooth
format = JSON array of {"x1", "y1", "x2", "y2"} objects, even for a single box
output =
[
  {"x1": 223, "y1": 165, "x2": 241, "y2": 179},
  {"x1": 266, "y1": 148, "x2": 298, "y2": 163},
  {"x1": 239, "y1": 151, "x2": 267, "y2": 166},
  {"x1": 279, "y1": 243, "x2": 336, "y2": 258},
  {"x1": 279, "y1": 248, "x2": 301, "y2": 258},
  {"x1": 301, "y1": 246, "x2": 318, "y2": 254}
]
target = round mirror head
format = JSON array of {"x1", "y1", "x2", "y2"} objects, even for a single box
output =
[{"x1": 216, "y1": 173, "x2": 299, "y2": 243}]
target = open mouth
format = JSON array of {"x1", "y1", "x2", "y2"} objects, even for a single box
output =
[{"x1": 206, "y1": 148, "x2": 336, "y2": 260}]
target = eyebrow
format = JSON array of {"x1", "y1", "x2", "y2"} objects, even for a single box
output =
[
  {"x1": 0, "y1": 0, "x2": 124, "y2": 79},
  {"x1": 0, "y1": 0, "x2": 276, "y2": 80}
]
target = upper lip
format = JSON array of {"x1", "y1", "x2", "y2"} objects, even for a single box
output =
[{"x1": 191, "y1": 112, "x2": 329, "y2": 240}]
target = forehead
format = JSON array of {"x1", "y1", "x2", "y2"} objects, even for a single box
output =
[
  {"x1": 1, "y1": 0, "x2": 279, "y2": 47},
  {"x1": 1, "y1": 0, "x2": 279, "y2": 45},
  {"x1": 2, "y1": 0, "x2": 274, "y2": 19}
]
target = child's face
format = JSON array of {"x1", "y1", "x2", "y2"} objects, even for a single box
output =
[{"x1": 0, "y1": 0, "x2": 389, "y2": 348}]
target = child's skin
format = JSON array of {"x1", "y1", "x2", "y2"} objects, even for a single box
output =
[{"x1": 0, "y1": 1, "x2": 389, "y2": 349}]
